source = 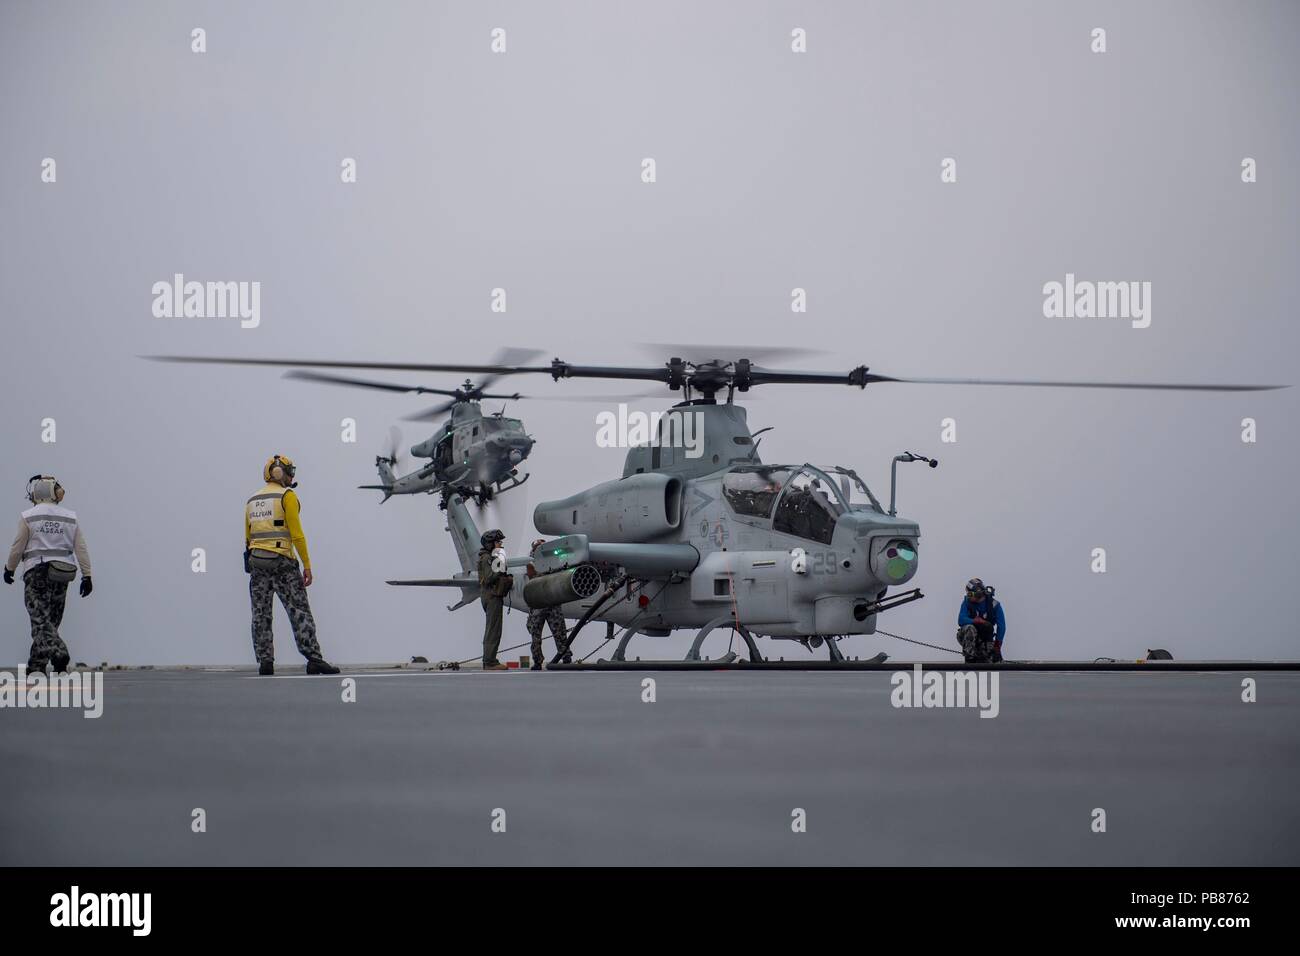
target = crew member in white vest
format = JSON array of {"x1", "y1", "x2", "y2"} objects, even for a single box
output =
[
  {"x1": 4, "y1": 475, "x2": 93, "y2": 673},
  {"x1": 244, "y1": 455, "x2": 338, "y2": 676}
]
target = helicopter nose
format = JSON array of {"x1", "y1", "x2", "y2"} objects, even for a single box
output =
[{"x1": 508, "y1": 436, "x2": 534, "y2": 464}]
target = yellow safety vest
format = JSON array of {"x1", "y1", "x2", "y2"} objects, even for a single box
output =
[{"x1": 247, "y1": 483, "x2": 292, "y2": 557}]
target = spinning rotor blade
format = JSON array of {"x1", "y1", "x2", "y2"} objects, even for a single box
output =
[
  {"x1": 525, "y1": 391, "x2": 674, "y2": 403},
  {"x1": 476, "y1": 391, "x2": 524, "y2": 401},
  {"x1": 468, "y1": 348, "x2": 546, "y2": 396},
  {"x1": 403, "y1": 401, "x2": 458, "y2": 421},
  {"x1": 147, "y1": 345, "x2": 548, "y2": 380},
  {"x1": 285, "y1": 369, "x2": 459, "y2": 397},
  {"x1": 148, "y1": 350, "x2": 1285, "y2": 395},
  {"x1": 852, "y1": 374, "x2": 1286, "y2": 392},
  {"x1": 383, "y1": 425, "x2": 403, "y2": 465}
]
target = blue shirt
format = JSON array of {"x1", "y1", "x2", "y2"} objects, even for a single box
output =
[{"x1": 958, "y1": 597, "x2": 1005, "y2": 642}]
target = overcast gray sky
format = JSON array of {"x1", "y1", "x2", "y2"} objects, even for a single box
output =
[{"x1": 1, "y1": 0, "x2": 1296, "y2": 666}]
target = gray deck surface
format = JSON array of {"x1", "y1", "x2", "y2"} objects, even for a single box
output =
[{"x1": 2, "y1": 668, "x2": 1296, "y2": 866}]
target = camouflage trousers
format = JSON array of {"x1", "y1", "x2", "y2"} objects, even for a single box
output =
[
  {"x1": 249, "y1": 554, "x2": 322, "y2": 664},
  {"x1": 527, "y1": 606, "x2": 569, "y2": 665},
  {"x1": 957, "y1": 623, "x2": 1000, "y2": 664},
  {"x1": 24, "y1": 566, "x2": 69, "y2": 668}
]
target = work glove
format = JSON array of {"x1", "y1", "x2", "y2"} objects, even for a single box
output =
[
  {"x1": 79, "y1": 576, "x2": 93, "y2": 598},
  {"x1": 244, "y1": 549, "x2": 252, "y2": 574},
  {"x1": 3, "y1": 567, "x2": 12, "y2": 585}
]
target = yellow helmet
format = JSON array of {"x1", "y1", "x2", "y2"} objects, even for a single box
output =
[{"x1": 263, "y1": 455, "x2": 297, "y2": 485}]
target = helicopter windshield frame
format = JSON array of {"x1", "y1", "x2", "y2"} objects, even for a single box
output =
[
  {"x1": 825, "y1": 465, "x2": 884, "y2": 513},
  {"x1": 769, "y1": 464, "x2": 848, "y2": 545}
]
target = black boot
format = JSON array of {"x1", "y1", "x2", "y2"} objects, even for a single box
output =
[
  {"x1": 258, "y1": 661, "x2": 274, "y2": 676},
  {"x1": 306, "y1": 658, "x2": 339, "y2": 675}
]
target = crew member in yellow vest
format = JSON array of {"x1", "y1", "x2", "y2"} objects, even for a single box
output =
[
  {"x1": 244, "y1": 455, "x2": 338, "y2": 676},
  {"x1": 4, "y1": 475, "x2": 93, "y2": 674}
]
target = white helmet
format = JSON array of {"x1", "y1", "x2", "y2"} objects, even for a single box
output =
[{"x1": 26, "y1": 474, "x2": 64, "y2": 504}]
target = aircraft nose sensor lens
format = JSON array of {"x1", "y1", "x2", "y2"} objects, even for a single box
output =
[{"x1": 880, "y1": 539, "x2": 918, "y2": 581}]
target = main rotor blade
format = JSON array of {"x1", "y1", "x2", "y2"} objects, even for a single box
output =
[
  {"x1": 146, "y1": 354, "x2": 552, "y2": 376},
  {"x1": 472, "y1": 348, "x2": 546, "y2": 395},
  {"x1": 525, "y1": 391, "x2": 673, "y2": 403},
  {"x1": 148, "y1": 354, "x2": 1286, "y2": 394},
  {"x1": 404, "y1": 401, "x2": 457, "y2": 421},
  {"x1": 861, "y1": 374, "x2": 1286, "y2": 392},
  {"x1": 549, "y1": 364, "x2": 674, "y2": 383},
  {"x1": 285, "y1": 369, "x2": 458, "y2": 396},
  {"x1": 746, "y1": 367, "x2": 870, "y2": 387}
]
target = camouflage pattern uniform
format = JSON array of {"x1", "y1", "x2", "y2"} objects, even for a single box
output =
[
  {"x1": 477, "y1": 547, "x2": 511, "y2": 666},
  {"x1": 957, "y1": 623, "x2": 998, "y2": 664},
  {"x1": 249, "y1": 553, "x2": 322, "y2": 665},
  {"x1": 527, "y1": 605, "x2": 569, "y2": 666},
  {"x1": 23, "y1": 565, "x2": 69, "y2": 669}
]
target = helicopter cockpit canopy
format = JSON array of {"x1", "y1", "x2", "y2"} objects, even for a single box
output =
[
  {"x1": 722, "y1": 465, "x2": 788, "y2": 518},
  {"x1": 723, "y1": 464, "x2": 854, "y2": 545},
  {"x1": 772, "y1": 466, "x2": 848, "y2": 545}
]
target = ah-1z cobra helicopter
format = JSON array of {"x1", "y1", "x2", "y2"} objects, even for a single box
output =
[
  {"x1": 149, "y1": 348, "x2": 1281, "y2": 663},
  {"x1": 371, "y1": 350, "x2": 1280, "y2": 664}
]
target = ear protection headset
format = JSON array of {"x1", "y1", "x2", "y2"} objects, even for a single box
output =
[
  {"x1": 26, "y1": 474, "x2": 64, "y2": 504},
  {"x1": 263, "y1": 455, "x2": 298, "y2": 488}
]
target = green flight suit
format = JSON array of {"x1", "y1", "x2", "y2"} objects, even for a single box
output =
[{"x1": 477, "y1": 547, "x2": 512, "y2": 665}]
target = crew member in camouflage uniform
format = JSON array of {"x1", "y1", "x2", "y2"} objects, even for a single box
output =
[
  {"x1": 4, "y1": 475, "x2": 93, "y2": 673},
  {"x1": 956, "y1": 577, "x2": 1005, "y2": 664},
  {"x1": 524, "y1": 539, "x2": 569, "y2": 670},
  {"x1": 245, "y1": 455, "x2": 339, "y2": 676},
  {"x1": 477, "y1": 528, "x2": 512, "y2": 670}
]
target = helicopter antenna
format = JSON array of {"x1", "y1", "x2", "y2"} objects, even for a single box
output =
[{"x1": 748, "y1": 426, "x2": 774, "y2": 461}]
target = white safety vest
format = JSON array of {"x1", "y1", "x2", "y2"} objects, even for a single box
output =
[{"x1": 19, "y1": 503, "x2": 79, "y2": 577}]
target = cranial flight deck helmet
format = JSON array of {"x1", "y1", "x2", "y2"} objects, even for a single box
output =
[
  {"x1": 263, "y1": 455, "x2": 297, "y2": 487},
  {"x1": 26, "y1": 474, "x2": 64, "y2": 504}
]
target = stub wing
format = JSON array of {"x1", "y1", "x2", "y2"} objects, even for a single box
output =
[{"x1": 386, "y1": 576, "x2": 480, "y2": 611}]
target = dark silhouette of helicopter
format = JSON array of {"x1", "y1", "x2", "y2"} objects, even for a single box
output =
[
  {"x1": 283, "y1": 366, "x2": 537, "y2": 505},
  {"x1": 149, "y1": 348, "x2": 540, "y2": 505}
]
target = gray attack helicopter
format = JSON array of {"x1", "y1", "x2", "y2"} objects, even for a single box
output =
[
  {"x1": 286, "y1": 370, "x2": 537, "y2": 505},
  {"x1": 150, "y1": 348, "x2": 1282, "y2": 663},
  {"x1": 153, "y1": 350, "x2": 541, "y2": 506},
  {"x1": 371, "y1": 350, "x2": 1282, "y2": 664}
]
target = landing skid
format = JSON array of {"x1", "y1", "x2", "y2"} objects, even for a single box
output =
[
  {"x1": 685, "y1": 615, "x2": 764, "y2": 664},
  {"x1": 604, "y1": 588, "x2": 927, "y2": 665},
  {"x1": 445, "y1": 472, "x2": 530, "y2": 508},
  {"x1": 493, "y1": 471, "x2": 529, "y2": 496}
]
